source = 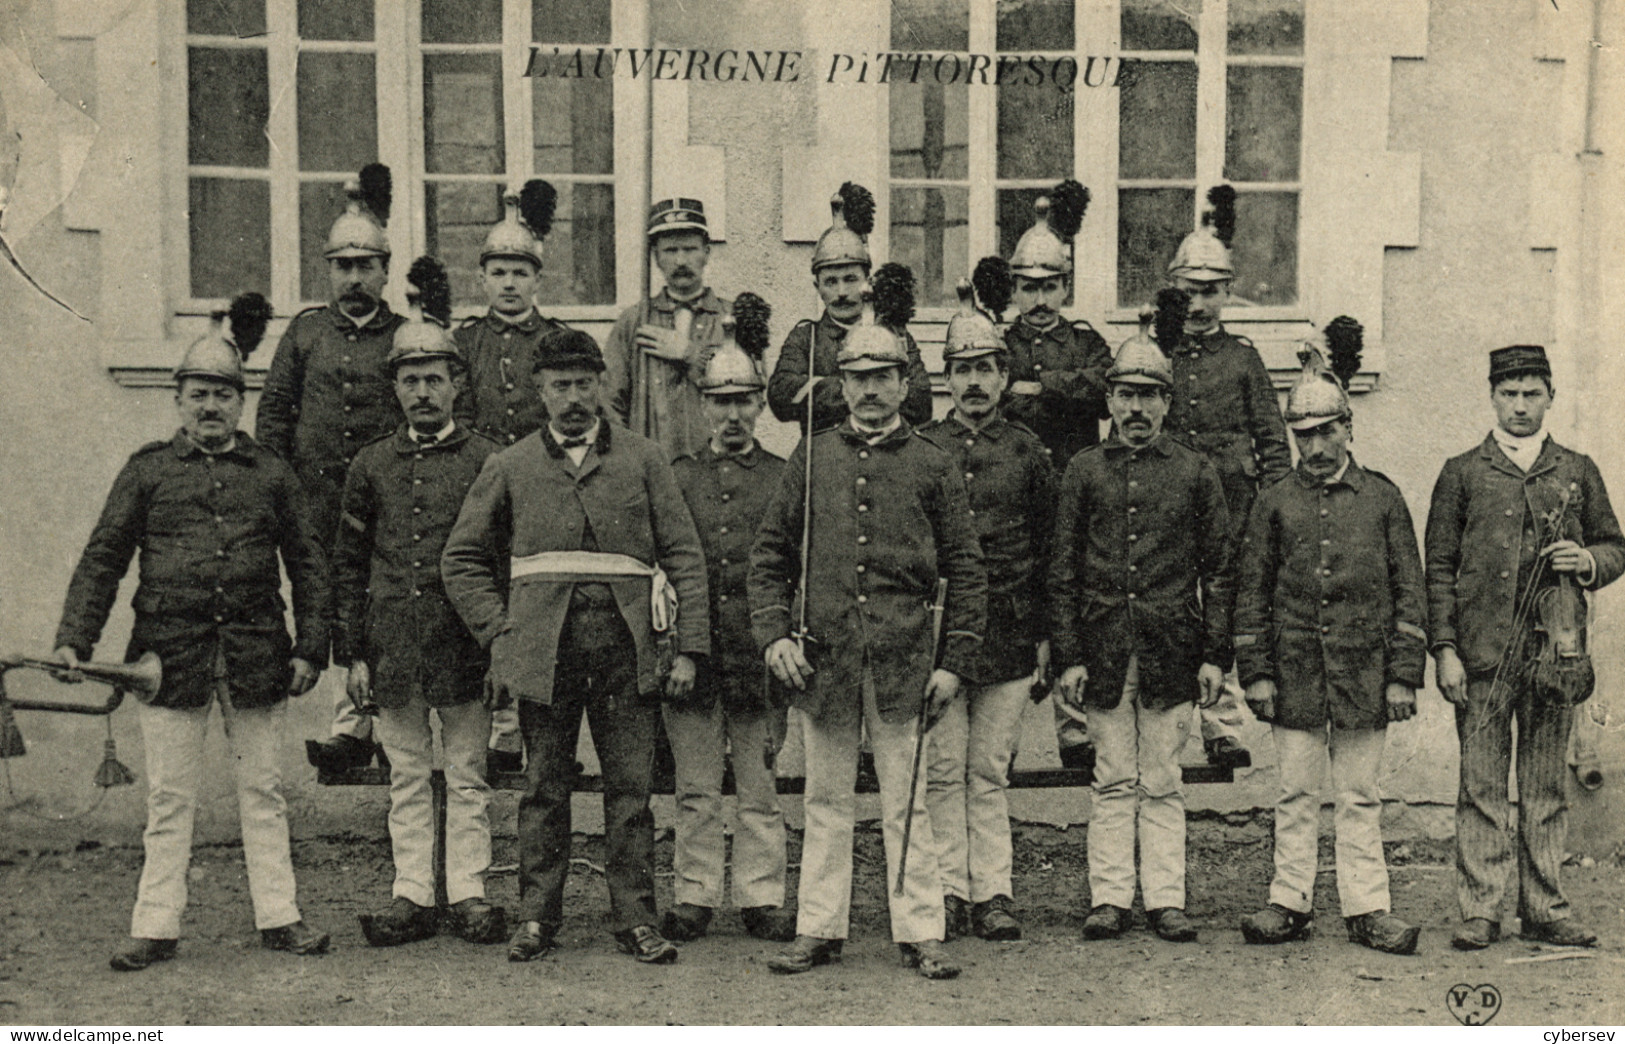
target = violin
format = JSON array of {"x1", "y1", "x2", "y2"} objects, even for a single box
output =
[{"x1": 1527, "y1": 483, "x2": 1595, "y2": 706}]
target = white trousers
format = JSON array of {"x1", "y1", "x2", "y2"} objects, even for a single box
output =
[
  {"x1": 926, "y1": 676, "x2": 1031, "y2": 903},
  {"x1": 131, "y1": 689, "x2": 301, "y2": 938},
  {"x1": 374, "y1": 697, "x2": 494, "y2": 906},
  {"x1": 664, "y1": 702, "x2": 787, "y2": 909},
  {"x1": 327, "y1": 672, "x2": 373, "y2": 741},
  {"x1": 1088, "y1": 656, "x2": 1190, "y2": 911},
  {"x1": 796, "y1": 675, "x2": 944, "y2": 943},
  {"x1": 1269, "y1": 723, "x2": 1391, "y2": 918}
]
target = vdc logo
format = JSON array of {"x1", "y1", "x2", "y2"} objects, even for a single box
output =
[{"x1": 1446, "y1": 983, "x2": 1502, "y2": 1026}]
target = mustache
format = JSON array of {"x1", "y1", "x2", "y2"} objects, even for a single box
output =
[{"x1": 670, "y1": 267, "x2": 696, "y2": 279}]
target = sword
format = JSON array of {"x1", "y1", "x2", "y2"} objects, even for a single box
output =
[{"x1": 895, "y1": 576, "x2": 949, "y2": 897}]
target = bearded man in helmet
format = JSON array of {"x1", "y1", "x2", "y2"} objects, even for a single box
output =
[
  {"x1": 1234, "y1": 326, "x2": 1426, "y2": 955},
  {"x1": 1050, "y1": 296, "x2": 1233, "y2": 945},
  {"x1": 661, "y1": 295, "x2": 797, "y2": 946},
  {"x1": 1162, "y1": 185, "x2": 1293, "y2": 771},
  {"x1": 331, "y1": 260, "x2": 508, "y2": 950},
  {"x1": 749, "y1": 269, "x2": 987, "y2": 980},
  {"x1": 257, "y1": 165, "x2": 406, "y2": 774},
  {"x1": 767, "y1": 182, "x2": 933, "y2": 433},
  {"x1": 55, "y1": 305, "x2": 331, "y2": 970},
  {"x1": 917, "y1": 282, "x2": 1055, "y2": 944}
]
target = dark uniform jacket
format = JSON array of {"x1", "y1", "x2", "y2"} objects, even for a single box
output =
[
  {"x1": 1165, "y1": 326, "x2": 1292, "y2": 542},
  {"x1": 54, "y1": 431, "x2": 330, "y2": 710},
  {"x1": 256, "y1": 303, "x2": 407, "y2": 546},
  {"x1": 442, "y1": 419, "x2": 710, "y2": 704},
  {"x1": 453, "y1": 309, "x2": 570, "y2": 447},
  {"x1": 671, "y1": 441, "x2": 787, "y2": 714},
  {"x1": 1425, "y1": 434, "x2": 1625, "y2": 676},
  {"x1": 766, "y1": 312, "x2": 934, "y2": 433},
  {"x1": 1049, "y1": 433, "x2": 1233, "y2": 711},
  {"x1": 1235, "y1": 460, "x2": 1427, "y2": 731},
  {"x1": 1001, "y1": 316, "x2": 1112, "y2": 467},
  {"x1": 917, "y1": 413, "x2": 1054, "y2": 684},
  {"x1": 605, "y1": 288, "x2": 731, "y2": 460},
  {"x1": 331, "y1": 424, "x2": 501, "y2": 709},
  {"x1": 748, "y1": 419, "x2": 987, "y2": 725}
]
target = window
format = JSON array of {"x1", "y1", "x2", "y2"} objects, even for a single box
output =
[
  {"x1": 884, "y1": 0, "x2": 1306, "y2": 316},
  {"x1": 183, "y1": 0, "x2": 621, "y2": 314}
]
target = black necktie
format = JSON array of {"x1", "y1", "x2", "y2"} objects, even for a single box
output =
[{"x1": 560, "y1": 436, "x2": 588, "y2": 449}]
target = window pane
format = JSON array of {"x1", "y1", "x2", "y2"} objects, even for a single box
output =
[
  {"x1": 890, "y1": 0, "x2": 969, "y2": 51},
  {"x1": 298, "y1": 52, "x2": 377, "y2": 172},
  {"x1": 191, "y1": 178, "x2": 269, "y2": 299},
  {"x1": 543, "y1": 182, "x2": 616, "y2": 306},
  {"x1": 1117, "y1": 187, "x2": 1193, "y2": 307},
  {"x1": 997, "y1": 0, "x2": 1074, "y2": 50},
  {"x1": 422, "y1": 0, "x2": 502, "y2": 43},
  {"x1": 998, "y1": 187, "x2": 1074, "y2": 306},
  {"x1": 890, "y1": 83, "x2": 968, "y2": 180},
  {"x1": 533, "y1": 0, "x2": 611, "y2": 43},
  {"x1": 1227, "y1": 0, "x2": 1303, "y2": 55},
  {"x1": 997, "y1": 84, "x2": 1072, "y2": 179},
  {"x1": 425, "y1": 181, "x2": 506, "y2": 308},
  {"x1": 1118, "y1": 61, "x2": 1195, "y2": 180},
  {"x1": 298, "y1": 180, "x2": 356, "y2": 302},
  {"x1": 890, "y1": 186, "x2": 969, "y2": 310},
  {"x1": 298, "y1": 0, "x2": 372, "y2": 41},
  {"x1": 1224, "y1": 65, "x2": 1301, "y2": 181},
  {"x1": 188, "y1": 0, "x2": 264, "y2": 37},
  {"x1": 189, "y1": 47, "x2": 269, "y2": 167},
  {"x1": 1121, "y1": 0, "x2": 1200, "y2": 51},
  {"x1": 1231, "y1": 191, "x2": 1297, "y2": 305},
  {"x1": 533, "y1": 77, "x2": 614, "y2": 175},
  {"x1": 424, "y1": 53, "x2": 505, "y2": 175}
]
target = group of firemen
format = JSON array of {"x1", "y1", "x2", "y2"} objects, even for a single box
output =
[{"x1": 49, "y1": 167, "x2": 1621, "y2": 980}]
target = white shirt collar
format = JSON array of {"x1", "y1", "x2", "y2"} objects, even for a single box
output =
[
  {"x1": 343, "y1": 307, "x2": 379, "y2": 329},
  {"x1": 850, "y1": 415, "x2": 902, "y2": 444},
  {"x1": 412, "y1": 420, "x2": 456, "y2": 445},
  {"x1": 551, "y1": 419, "x2": 601, "y2": 464}
]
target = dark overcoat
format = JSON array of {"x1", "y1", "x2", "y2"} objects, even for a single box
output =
[
  {"x1": 441, "y1": 420, "x2": 710, "y2": 704},
  {"x1": 1000, "y1": 317, "x2": 1112, "y2": 466},
  {"x1": 1048, "y1": 433, "x2": 1233, "y2": 710},
  {"x1": 54, "y1": 431, "x2": 330, "y2": 709},
  {"x1": 1234, "y1": 461, "x2": 1428, "y2": 730},
  {"x1": 765, "y1": 313, "x2": 934, "y2": 433},
  {"x1": 748, "y1": 420, "x2": 988, "y2": 725},
  {"x1": 331, "y1": 424, "x2": 501, "y2": 709},
  {"x1": 1165, "y1": 327, "x2": 1293, "y2": 543},
  {"x1": 671, "y1": 441, "x2": 786, "y2": 714},
  {"x1": 1425, "y1": 434, "x2": 1625, "y2": 675},
  {"x1": 452, "y1": 309, "x2": 570, "y2": 447},
  {"x1": 255, "y1": 303, "x2": 407, "y2": 545},
  {"x1": 917, "y1": 414, "x2": 1054, "y2": 684}
]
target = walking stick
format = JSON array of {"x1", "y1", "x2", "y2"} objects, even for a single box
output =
[{"x1": 895, "y1": 577, "x2": 949, "y2": 897}]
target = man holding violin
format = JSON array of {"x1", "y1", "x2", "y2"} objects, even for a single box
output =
[{"x1": 1425, "y1": 345, "x2": 1625, "y2": 951}]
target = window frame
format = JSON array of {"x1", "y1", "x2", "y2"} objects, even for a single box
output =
[
  {"x1": 881, "y1": 0, "x2": 1310, "y2": 330},
  {"x1": 169, "y1": 0, "x2": 646, "y2": 328}
]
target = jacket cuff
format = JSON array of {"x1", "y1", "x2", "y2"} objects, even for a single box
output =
[
  {"x1": 1051, "y1": 632, "x2": 1083, "y2": 670},
  {"x1": 941, "y1": 634, "x2": 981, "y2": 680},
  {"x1": 751, "y1": 606, "x2": 792, "y2": 653}
]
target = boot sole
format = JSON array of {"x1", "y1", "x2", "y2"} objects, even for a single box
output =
[
  {"x1": 1241, "y1": 922, "x2": 1313, "y2": 945},
  {"x1": 1348, "y1": 926, "x2": 1420, "y2": 955},
  {"x1": 768, "y1": 948, "x2": 841, "y2": 974}
]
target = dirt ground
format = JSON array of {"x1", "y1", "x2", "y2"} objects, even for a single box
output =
[{"x1": 3, "y1": 810, "x2": 1623, "y2": 1028}]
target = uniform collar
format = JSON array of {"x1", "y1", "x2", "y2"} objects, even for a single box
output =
[
  {"x1": 1014, "y1": 315, "x2": 1068, "y2": 342},
  {"x1": 708, "y1": 440, "x2": 760, "y2": 467},
  {"x1": 1477, "y1": 431, "x2": 1562, "y2": 477},
  {"x1": 1102, "y1": 431, "x2": 1173, "y2": 457},
  {"x1": 1294, "y1": 455, "x2": 1363, "y2": 491},
  {"x1": 838, "y1": 416, "x2": 911, "y2": 447},
  {"x1": 652, "y1": 287, "x2": 723, "y2": 315},
  {"x1": 484, "y1": 308, "x2": 545, "y2": 333},
  {"x1": 1184, "y1": 325, "x2": 1228, "y2": 352},
  {"x1": 944, "y1": 410, "x2": 1007, "y2": 440},
  {"x1": 394, "y1": 421, "x2": 464, "y2": 453},
  {"x1": 326, "y1": 301, "x2": 395, "y2": 332},
  {"x1": 817, "y1": 311, "x2": 853, "y2": 340},
  {"x1": 172, "y1": 429, "x2": 256, "y2": 462}
]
